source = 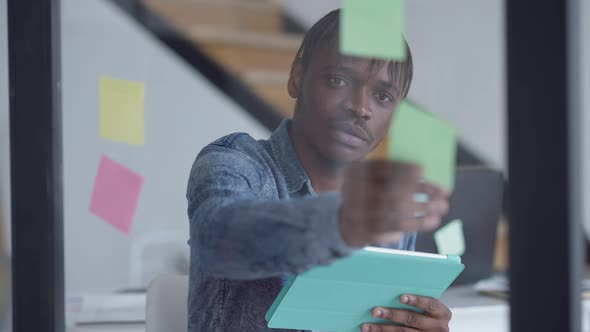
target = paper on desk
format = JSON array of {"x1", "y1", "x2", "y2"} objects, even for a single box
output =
[
  {"x1": 388, "y1": 101, "x2": 458, "y2": 189},
  {"x1": 475, "y1": 274, "x2": 590, "y2": 293},
  {"x1": 89, "y1": 155, "x2": 144, "y2": 234},
  {"x1": 434, "y1": 219, "x2": 465, "y2": 256},
  {"x1": 99, "y1": 76, "x2": 145, "y2": 145},
  {"x1": 340, "y1": 0, "x2": 406, "y2": 61},
  {"x1": 67, "y1": 293, "x2": 146, "y2": 324},
  {"x1": 474, "y1": 274, "x2": 509, "y2": 293}
]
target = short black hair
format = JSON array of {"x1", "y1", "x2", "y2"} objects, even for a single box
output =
[{"x1": 293, "y1": 9, "x2": 414, "y2": 98}]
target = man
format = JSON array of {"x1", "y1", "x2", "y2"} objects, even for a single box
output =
[{"x1": 187, "y1": 9, "x2": 452, "y2": 332}]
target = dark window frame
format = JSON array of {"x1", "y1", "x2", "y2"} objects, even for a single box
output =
[
  {"x1": 8, "y1": 0, "x2": 65, "y2": 331},
  {"x1": 506, "y1": 0, "x2": 584, "y2": 330}
]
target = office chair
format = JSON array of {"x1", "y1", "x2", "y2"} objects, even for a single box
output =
[
  {"x1": 128, "y1": 230, "x2": 189, "y2": 289},
  {"x1": 146, "y1": 274, "x2": 189, "y2": 332}
]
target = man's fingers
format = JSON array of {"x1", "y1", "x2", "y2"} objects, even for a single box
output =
[
  {"x1": 401, "y1": 295, "x2": 452, "y2": 320},
  {"x1": 364, "y1": 202, "x2": 443, "y2": 233},
  {"x1": 410, "y1": 200, "x2": 449, "y2": 221},
  {"x1": 394, "y1": 201, "x2": 444, "y2": 231},
  {"x1": 370, "y1": 210, "x2": 440, "y2": 232},
  {"x1": 412, "y1": 215, "x2": 441, "y2": 232},
  {"x1": 365, "y1": 160, "x2": 424, "y2": 189},
  {"x1": 360, "y1": 322, "x2": 420, "y2": 332},
  {"x1": 418, "y1": 182, "x2": 451, "y2": 201},
  {"x1": 424, "y1": 198, "x2": 450, "y2": 220},
  {"x1": 371, "y1": 307, "x2": 442, "y2": 331}
]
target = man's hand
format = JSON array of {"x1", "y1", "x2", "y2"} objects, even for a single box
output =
[
  {"x1": 361, "y1": 295, "x2": 452, "y2": 332},
  {"x1": 339, "y1": 160, "x2": 450, "y2": 247}
]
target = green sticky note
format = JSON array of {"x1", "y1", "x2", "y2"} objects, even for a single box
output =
[
  {"x1": 340, "y1": 0, "x2": 406, "y2": 61},
  {"x1": 388, "y1": 101, "x2": 457, "y2": 189},
  {"x1": 434, "y1": 219, "x2": 465, "y2": 256},
  {"x1": 99, "y1": 76, "x2": 145, "y2": 145}
]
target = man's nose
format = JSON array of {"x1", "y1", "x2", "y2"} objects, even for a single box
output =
[{"x1": 347, "y1": 88, "x2": 371, "y2": 120}]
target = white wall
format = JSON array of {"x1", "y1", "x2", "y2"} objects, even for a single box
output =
[
  {"x1": 283, "y1": 0, "x2": 506, "y2": 169},
  {"x1": 0, "y1": 0, "x2": 10, "y2": 254},
  {"x1": 405, "y1": 1, "x2": 505, "y2": 169},
  {"x1": 283, "y1": 0, "x2": 341, "y2": 27},
  {"x1": 62, "y1": 0, "x2": 268, "y2": 292}
]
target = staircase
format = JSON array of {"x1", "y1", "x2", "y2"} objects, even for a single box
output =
[
  {"x1": 140, "y1": 0, "x2": 389, "y2": 158},
  {"x1": 144, "y1": 0, "x2": 298, "y2": 117}
]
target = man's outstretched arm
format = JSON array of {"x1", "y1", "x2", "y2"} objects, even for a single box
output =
[{"x1": 187, "y1": 146, "x2": 355, "y2": 280}]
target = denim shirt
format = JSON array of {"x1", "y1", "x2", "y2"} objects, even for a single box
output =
[{"x1": 186, "y1": 120, "x2": 416, "y2": 331}]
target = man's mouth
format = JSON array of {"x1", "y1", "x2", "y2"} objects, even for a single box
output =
[{"x1": 330, "y1": 123, "x2": 370, "y2": 148}]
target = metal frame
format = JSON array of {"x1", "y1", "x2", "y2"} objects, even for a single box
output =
[
  {"x1": 507, "y1": 0, "x2": 583, "y2": 330},
  {"x1": 8, "y1": 0, "x2": 64, "y2": 331}
]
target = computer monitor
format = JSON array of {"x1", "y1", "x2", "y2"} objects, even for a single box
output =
[{"x1": 415, "y1": 168, "x2": 504, "y2": 285}]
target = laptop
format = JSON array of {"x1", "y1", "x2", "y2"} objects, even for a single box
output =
[{"x1": 415, "y1": 167, "x2": 504, "y2": 285}]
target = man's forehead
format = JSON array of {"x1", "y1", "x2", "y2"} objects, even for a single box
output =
[{"x1": 314, "y1": 46, "x2": 395, "y2": 83}]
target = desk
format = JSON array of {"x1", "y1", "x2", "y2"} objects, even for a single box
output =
[
  {"x1": 443, "y1": 285, "x2": 509, "y2": 332},
  {"x1": 442, "y1": 285, "x2": 590, "y2": 332},
  {"x1": 66, "y1": 285, "x2": 590, "y2": 332},
  {"x1": 68, "y1": 323, "x2": 144, "y2": 332}
]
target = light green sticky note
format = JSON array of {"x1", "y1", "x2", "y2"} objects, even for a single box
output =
[
  {"x1": 340, "y1": 0, "x2": 406, "y2": 61},
  {"x1": 434, "y1": 219, "x2": 465, "y2": 256},
  {"x1": 99, "y1": 76, "x2": 145, "y2": 145},
  {"x1": 388, "y1": 101, "x2": 457, "y2": 189}
]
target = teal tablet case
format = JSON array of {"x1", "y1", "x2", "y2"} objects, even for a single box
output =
[{"x1": 265, "y1": 247, "x2": 464, "y2": 332}]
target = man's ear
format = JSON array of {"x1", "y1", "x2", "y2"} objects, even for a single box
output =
[{"x1": 288, "y1": 60, "x2": 304, "y2": 99}]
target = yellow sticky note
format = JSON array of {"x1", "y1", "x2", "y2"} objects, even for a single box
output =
[
  {"x1": 99, "y1": 76, "x2": 145, "y2": 145},
  {"x1": 434, "y1": 219, "x2": 465, "y2": 256}
]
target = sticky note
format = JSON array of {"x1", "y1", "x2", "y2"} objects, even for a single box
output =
[
  {"x1": 99, "y1": 76, "x2": 145, "y2": 145},
  {"x1": 434, "y1": 219, "x2": 465, "y2": 256},
  {"x1": 388, "y1": 101, "x2": 457, "y2": 189},
  {"x1": 89, "y1": 155, "x2": 144, "y2": 234},
  {"x1": 340, "y1": 0, "x2": 406, "y2": 61}
]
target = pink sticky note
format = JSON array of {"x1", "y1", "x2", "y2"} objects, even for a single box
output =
[{"x1": 90, "y1": 155, "x2": 144, "y2": 234}]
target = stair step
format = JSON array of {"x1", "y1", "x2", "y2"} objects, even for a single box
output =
[
  {"x1": 252, "y1": 84, "x2": 295, "y2": 118},
  {"x1": 143, "y1": 0, "x2": 283, "y2": 33},
  {"x1": 241, "y1": 70, "x2": 292, "y2": 117},
  {"x1": 188, "y1": 27, "x2": 302, "y2": 73},
  {"x1": 242, "y1": 69, "x2": 290, "y2": 86},
  {"x1": 189, "y1": 26, "x2": 302, "y2": 51}
]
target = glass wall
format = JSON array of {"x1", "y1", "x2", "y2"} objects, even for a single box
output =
[
  {"x1": 3, "y1": 0, "x2": 587, "y2": 331},
  {"x1": 59, "y1": 1, "x2": 510, "y2": 331}
]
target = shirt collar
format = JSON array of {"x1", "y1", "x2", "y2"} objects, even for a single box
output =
[{"x1": 268, "y1": 119, "x2": 314, "y2": 195}]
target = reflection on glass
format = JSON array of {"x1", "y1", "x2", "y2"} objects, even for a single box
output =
[{"x1": 58, "y1": 0, "x2": 509, "y2": 331}]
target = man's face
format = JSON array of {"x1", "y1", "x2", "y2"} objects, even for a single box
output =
[{"x1": 289, "y1": 44, "x2": 403, "y2": 164}]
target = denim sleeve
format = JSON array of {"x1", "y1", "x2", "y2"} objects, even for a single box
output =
[
  {"x1": 402, "y1": 232, "x2": 417, "y2": 251},
  {"x1": 186, "y1": 146, "x2": 357, "y2": 280}
]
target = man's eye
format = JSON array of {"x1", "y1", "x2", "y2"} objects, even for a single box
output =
[
  {"x1": 328, "y1": 77, "x2": 347, "y2": 87},
  {"x1": 376, "y1": 92, "x2": 393, "y2": 102}
]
